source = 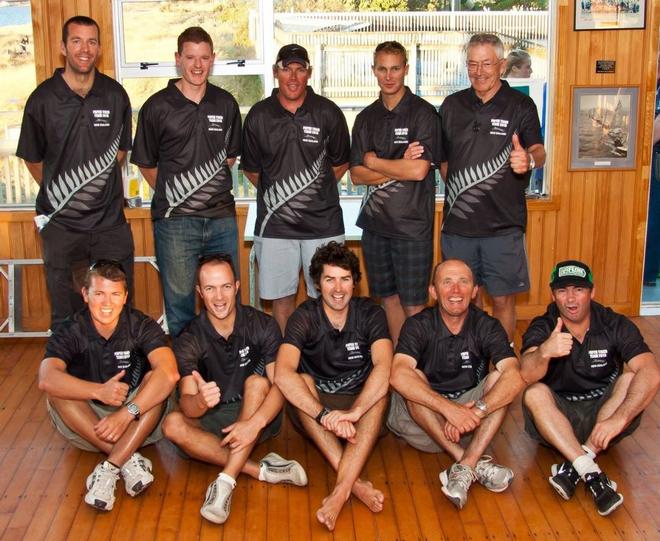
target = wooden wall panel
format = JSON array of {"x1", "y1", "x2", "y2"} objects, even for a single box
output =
[{"x1": 4, "y1": 0, "x2": 657, "y2": 332}]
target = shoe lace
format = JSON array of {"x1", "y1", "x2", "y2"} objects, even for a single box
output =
[
  {"x1": 93, "y1": 468, "x2": 117, "y2": 497},
  {"x1": 476, "y1": 456, "x2": 500, "y2": 480},
  {"x1": 450, "y1": 465, "x2": 477, "y2": 491}
]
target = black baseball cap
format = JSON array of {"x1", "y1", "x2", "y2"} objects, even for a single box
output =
[
  {"x1": 275, "y1": 44, "x2": 310, "y2": 68},
  {"x1": 549, "y1": 260, "x2": 594, "y2": 289}
]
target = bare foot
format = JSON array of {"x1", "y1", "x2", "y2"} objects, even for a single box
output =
[
  {"x1": 316, "y1": 490, "x2": 348, "y2": 532},
  {"x1": 352, "y1": 479, "x2": 384, "y2": 512}
]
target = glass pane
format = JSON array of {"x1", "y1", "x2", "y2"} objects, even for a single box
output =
[
  {"x1": 0, "y1": 2, "x2": 37, "y2": 205},
  {"x1": 122, "y1": 0, "x2": 262, "y2": 64}
]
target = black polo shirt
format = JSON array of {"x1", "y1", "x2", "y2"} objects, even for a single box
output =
[
  {"x1": 174, "y1": 305, "x2": 282, "y2": 405},
  {"x1": 241, "y1": 87, "x2": 350, "y2": 239},
  {"x1": 397, "y1": 304, "x2": 515, "y2": 398},
  {"x1": 521, "y1": 301, "x2": 651, "y2": 400},
  {"x1": 284, "y1": 297, "x2": 390, "y2": 394},
  {"x1": 45, "y1": 306, "x2": 168, "y2": 393},
  {"x1": 439, "y1": 80, "x2": 543, "y2": 237},
  {"x1": 350, "y1": 88, "x2": 439, "y2": 240},
  {"x1": 16, "y1": 68, "x2": 131, "y2": 232},
  {"x1": 131, "y1": 80, "x2": 241, "y2": 220}
]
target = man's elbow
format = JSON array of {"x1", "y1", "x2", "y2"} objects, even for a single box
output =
[{"x1": 349, "y1": 168, "x2": 365, "y2": 185}]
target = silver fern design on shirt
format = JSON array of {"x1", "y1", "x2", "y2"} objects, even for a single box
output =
[
  {"x1": 259, "y1": 144, "x2": 327, "y2": 236},
  {"x1": 164, "y1": 127, "x2": 232, "y2": 218},
  {"x1": 445, "y1": 143, "x2": 512, "y2": 220},
  {"x1": 44, "y1": 134, "x2": 121, "y2": 223},
  {"x1": 359, "y1": 179, "x2": 402, "y2": 218}
]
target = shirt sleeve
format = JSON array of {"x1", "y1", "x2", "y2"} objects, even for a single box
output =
[
  {"x1": 44, "y1": 326, "x2": 79, "y2": 366},
  {"x1": 481, "y1": 318, "x2": 516, "y2": 368},
  {"x1": 16, "y1": 92, "x2": 47, "y2": 163},
  {"x1": 613, "y1": 315, "x2": 652, "y2": 363},
  {"x1": 349, "y1": 113, "x2": 368, "y2": 167},
  {"x1": 517, "y1": 97, "x2": 543, "y2": 148},
  {"x1": 130, "y1": 98, "x2": 159, "y2": 167},
  {"x1": 226, "y1": 96, "x2": 242, "y2": 159},
  {"x1": 395, "y1": 316, "x2": 427, "y2": 364},
  {"x1": 326, "y1": 104, "x2": 350, "y2": 166},
  {"x1": 173, "y1": 330, "x2": 202, "y2": 377},
  {"x1": 412, "y1": 103, "x2": 441, "y2": 165},
  {"x1": 261, "y1": 315, "x2": 283, "y2": 365},
  {"x1": 240, "y1": 109, "x2": 261, "y2": 173},
  {"x1": 364, "y1": 302, "x2": 391, "y2": 345},
  {"x1": 136, "y1": 315, "x2": 169, "y2": 356},
  {"x1": 119, "y1": 88, "x2": 133, "y2": 152},
  {"x1": 521, "y1": 314, "x2": 553, "y2": 354},
  {"x1": 437, "y1": 102, "x2": 450, "y2": 164},
  {"x1": 283, "y1": 307, "x2": 312, "y2": 351}
]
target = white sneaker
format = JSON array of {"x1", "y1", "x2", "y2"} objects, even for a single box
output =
[
  {"x1": 85, "y1": 461, "x2": 120, "y2": 511},
  {"x1": 259, "y1": 452, "x2": 308, "y2": 486},
  {"x1": 440, "y1": 463, "x2": 476, "y2": 509},
  {"x1": 474, "y1": 455, "x2": 513, "y2": 492},
  {"x1": 200, "y1": 476, "x2": 234, "y2": 524},
  {"x1": 120, "y1": 452, "x2": 154, "y2": 497}
]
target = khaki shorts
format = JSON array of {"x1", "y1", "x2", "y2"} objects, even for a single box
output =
[
  {"x1": 386, "y1": 378, "x2": 487, "y2": 453},
  {"x1": 47, "y1": 387, "x2": 173, "y2": 452}
]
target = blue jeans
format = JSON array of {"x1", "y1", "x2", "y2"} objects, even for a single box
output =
[{"x1": 154, "y1": 216, "x2": 239, "y2": 336}]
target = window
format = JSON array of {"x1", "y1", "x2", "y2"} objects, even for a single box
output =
[{"x1": 0, "y1": 2, "x2": 36, "y2": 207}]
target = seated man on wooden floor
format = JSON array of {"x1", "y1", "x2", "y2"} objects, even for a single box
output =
[
  {"x1": 388, "y1": 259, "x2": 525, "y2": 509},
  {"x1": 521, "y1": 260, "x2": 660, "y2": 516},
  {"x1": 274, "y1": 241, "x2": 393, "y2": 531},
  {"x1": 38, "y1": 260, "x2": 180, "y2": 511},
  {"x1": 162, "y1": 254, "x2": 307, "y2": 525}
]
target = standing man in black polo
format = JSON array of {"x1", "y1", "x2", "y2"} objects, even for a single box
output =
[
  {"x1": 242, "y1": 44, "x2": 350, "y2": 333},
  {"x1": 38, "y1": 260, "x2": 179, "y2": 511},
  {"x1": 162, "y1": 254, "x2": 307, "y2": 525},
  {"x1": 131, "y1": 26, "x2": 241, "y2": 337},
  {"x1": 521, "y1": 260, "x2": 659, "y2": 516},
  {"x1": 439, "y1": 33, "x2": 546, "y2": 342},
  {"x1": 388, "y1": 259, "x2": 524, "y2": 509},
  {"x1": 16, "y1": 15, "x2": 134, "y2": 331},
  {"x1": 350, "y1": 41, "x2": 440, "y2": 344},
  {"x1": 275, "y1": 242, "x2": 392, "y2": 531}
]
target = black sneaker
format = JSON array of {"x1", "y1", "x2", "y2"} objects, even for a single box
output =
[
  {"x1": 549, "y1": 461, "x2": 580, "y2": 500},
  {"x1": 584, "y1": 472, "x2": 624, "y2": 516}
]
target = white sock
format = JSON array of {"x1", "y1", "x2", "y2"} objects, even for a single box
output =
[
  {"x1": 573, "y1": 454, "x2": 600, "y2": 479},
  {"x1": 217, "y1": 472, "x2": 236, "y2": 489},
  {"x1": 258, "y1": 462, "x2": 267, "y2": 482},
  {"x1": 581, "y1": 444, "x2": 597, "y2": 459}
]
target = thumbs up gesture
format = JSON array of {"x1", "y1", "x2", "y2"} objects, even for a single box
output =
[
  {"x1": 192, "y1": 370, "x2": 221, "y2": 409},
  {"x1": 510, "y1": 133, "x2": 531, "y2": 174},
  {"x1": 540, "y1": 318, "x2": 574, "y2": 359},
  {"x1": 96, "y1": 370, "x2": 129, "y2": 406}
]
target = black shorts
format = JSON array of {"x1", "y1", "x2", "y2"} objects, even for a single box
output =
[
  {"x1": 200, "y1": 401, "x2": 282, "y2": 443},
  {"x1": 361, "y1": 229, "x2": 433, "y2": 306},
  {"x1": 522, "y1": 383, "x2": 641, "y2": 447}
]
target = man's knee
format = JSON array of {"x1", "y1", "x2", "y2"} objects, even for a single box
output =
[
  {"x1": 491, "y1": 294, "x2": 515, "y2": 310},
  {"x1": 523, "y1": 382, "x2": 554, "y2": 412},
  {"x1": 162, "y1": 411, "x2": 189, "y2": 443},
  {"x1": 244, "y1": 374, "x2": 270, "y2": 400}
]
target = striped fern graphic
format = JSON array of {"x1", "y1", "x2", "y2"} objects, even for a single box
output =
[
  {"x1": 259, "y1": 143, "x2": 328, "y2": 236},
  {"x1": 359, "y1": 179, "x2": 402, "y2": 219},
  {"x1": 164, "y1": 127, "x2": 232, "y2": 218},
  {"x1": 44, "y1": 134, "x2": 121, "y2": 223},
  {"x1": 445, "y1": 144, "x2": 511, "y2": 220}
]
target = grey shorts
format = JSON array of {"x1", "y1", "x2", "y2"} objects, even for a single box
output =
[
  {"x1": 254, "y1": 235, "x2": 345, "y2": 299},
  {"x1": 441, "y1": 230, "x2": 529, "y2": 297},
  {"x1": 200, "y1": 401, "x2": 282, "y2": 443},
  {"x1": 47, "y1": 387, "x2": 173, "y2": 452},
  {"x1": 386, "y1": 378, "x2": 487, "y2": 453},
  {"x1": 522, "y1": 382, "x2": 642, "y2": 447}
]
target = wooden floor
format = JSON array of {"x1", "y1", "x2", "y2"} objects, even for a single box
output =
[{"x1": 1, "y1": 318, "x2": 659, "y2": 541}]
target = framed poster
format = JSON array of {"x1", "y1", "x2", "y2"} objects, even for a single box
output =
[
  {"x1": 574, "y1": 0, "x2": 646, "y2": 30},
  {"x1": 570, "y1": 86, "x2": 639, "y2": 170}
]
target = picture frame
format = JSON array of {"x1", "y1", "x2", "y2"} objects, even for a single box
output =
[
  {"x1": 574, "y1": 0, "x2": 646, "y2": 31},
  {"x1": 569, "y1": 86, "x2": 639, "y2": 171}
]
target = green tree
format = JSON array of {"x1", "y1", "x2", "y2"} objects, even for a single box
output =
[{"x1": 358, "y1": 0, "x2": 408, "y2": 10}]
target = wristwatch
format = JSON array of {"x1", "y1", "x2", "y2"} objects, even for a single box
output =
[
  {"x1": 528, "y1": 153, "x2": 536, "y2": 171},
  {"x1": 474, "y1": 399, "x2": 488, "y2": 417},
  {"x1": 126, "y1": 401, "x2": 141, "y2": 421},
  {"x1": 315, "y1": 407, "x2": 330, "y2": 425}
]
